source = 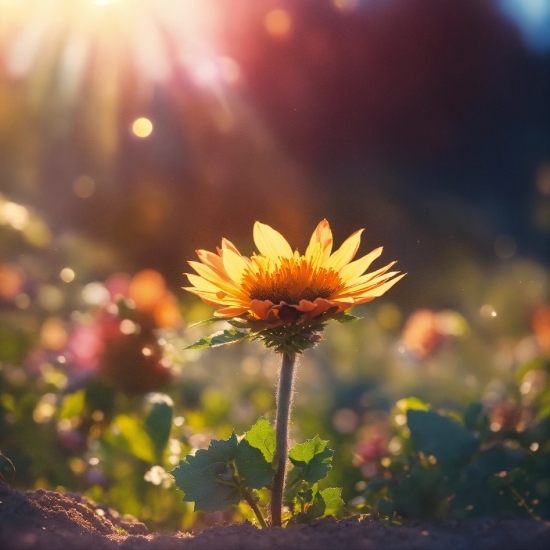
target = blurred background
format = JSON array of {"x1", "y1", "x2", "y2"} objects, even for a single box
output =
[{"x1": 0, "y1": 0, "x2": 549, "y2": 530}]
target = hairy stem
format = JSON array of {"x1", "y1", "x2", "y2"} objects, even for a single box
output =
[{"x1": 270, "y1": 352, "x2": 297, "y2": 527}]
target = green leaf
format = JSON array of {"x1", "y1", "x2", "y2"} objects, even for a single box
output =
[
  {"x1": 319, "y1": 487, "x2": 344, "y2": 514},
  {"x1": 104, "y1": 414, "x2": 156, "y2": 463},
  {"x1": 463, "y1": 402, "x2": 484, "y2": 430},
  {"x1": 185, "y1": 330, "x2": 249, "y2": 350},
  {"x1": 235, "y1": 439, "x2": 274, "y2": 489},
  {"x1": 407, "y1": 409, "x2": 479, "y2": 463},
  {"x1": 144, "y1": 393, "x2": 173, "y2": 457},
  {"x1": 376, "y1": 497, "x2": 394, "y2": 517},
  {"x1": 305, "y1": 492, "x2": 326, "y2": 520},
  {"x1": 184, "y1": 337, "x2": 213, "y2": 350},
  {"x1": 289, "y1": 435, "x2": 334, "y2": 483},
  {"x1": 210, "y1": 330, "x2": 249, "y2": 347},
  {"x1": 172, "y1": 433, "x2": 240, "y2": 512},
  {"x1": 297, "y1": 487, "x2": 343, "y2": 522},
  {"x1": 395, "y1": 396, "x2": 429, "y2": 413},
  {"x1": 188, "y1": 317, "x2": 220, "y2": 329},
  {"x1": 206, "y1": 432, "x2": 240, "y2": 463},
  {"x1": 59, "y1": 390, "x2": 86, "y2": 420},
  {"x1": 245, "y1": 417, "x2": 276, "y2": 463},
  {"x1": 467, "y1": 445, "x2": 522, "y2": 480},
  {"x1": 336, "y1": 313, "x2": 362, "y2": 323}
]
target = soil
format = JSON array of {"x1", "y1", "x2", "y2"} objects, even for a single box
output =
[{"x1": 1, "y1": 483, "x2": 549, "y2": 550}]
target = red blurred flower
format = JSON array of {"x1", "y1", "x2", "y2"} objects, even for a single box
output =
[
  {"x1": 401, "y1": 309, "x2": 443, "y2": 359},
  {"x1": 487, "y1": 399, "x2": 531, "y2": 434},
  {"x1": 532, "y1": 305, "x2": 550, "y2": 356},
  {"x1": 353, "y1": 430, "x2": 388, "y2": 478}
]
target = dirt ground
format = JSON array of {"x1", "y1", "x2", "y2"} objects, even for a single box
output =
[{"x1": 1, "y1": 483, "x2": 549, "y2": 550}]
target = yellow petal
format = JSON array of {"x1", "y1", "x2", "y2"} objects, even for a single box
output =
[
  {"x1": 339, "y1": 247, "x2": 383, "y2": 282},
  {"x1": 326, "y1": 229, "x2": 364, "y2": 272},
  {"x1": 186, "y1": 274, "x2": 247, "y2": 305},
  {"x1": 214, "y1": 306, "x2": 250, "y2": 317},
  {"x1": 346, "y1": 273, "x2": 406, "y2": 300},
  {"x1": 335, "y1": 271, "x2": 401, "y2": 298},
  {"x1": 221, "y1": 238, "x2": 241, "y2": 255},
  {"x1": 189, "y1": 260, "x2": 231, "y2": 284},
  {"x1": 253, "y1": 221, "x2": 293, "y2": 261},
  {"x1": 182, "y1": 287, "x2": 226, "y2": 306},
  {"x1": 305, "y1": 219, "x2": 333, "y2": 263},
  {"x1": 345, "y1": 261, "x2": 397, "y2": 288},
  {"x1": 222, "y1": 246, "x2": 249, "y2": 284},
  {"x1": 186, "y1": 273, "x2": 224, "y2": 293},
  {"x1": 188, "y1": 261, "x2": 248, "y2": 299},
  {"x1": 196, "y1": 249, "x2": 225, "y2": 271}
]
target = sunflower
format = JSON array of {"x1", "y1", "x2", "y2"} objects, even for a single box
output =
[{"x1": 184, "y1": 220, "x2": 404, "y2": 328}]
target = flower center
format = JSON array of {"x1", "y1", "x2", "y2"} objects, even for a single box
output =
[{"x1": 242, "y1": 257, "x2": 343, "y2": 305}]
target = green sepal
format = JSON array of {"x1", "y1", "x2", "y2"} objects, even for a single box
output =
[
  {"x1": 289, "y1": 435, "x2": 334, "y2": 484},
  {"x1": 335, "y1": 312, "x2": 362, "y2": 323}
]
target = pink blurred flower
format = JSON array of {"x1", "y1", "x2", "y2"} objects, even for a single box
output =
[{"x1": 68, "y1": 323, "x2": 104, "y2": 371}]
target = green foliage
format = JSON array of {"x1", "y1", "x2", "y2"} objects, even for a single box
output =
[
  {"x1": 235, "y1": 440, "x2": 274, "y2": 489},
  {"x1": 407, "y1": 409, "x2": 479, "y2": 463},
  {"x1": 144, "y1": 394, "x2": 173, "y2": 459},
  {"x1": 292, "y1": 487, "x2": 344, "y2": 524},
  {"x1": 361, "y1": 395, "x2": 550, "y2": 521},
  {"x1": 58, "y1": 390, "x2": 86, "y2": 420},
  {"x1": 172, "y1": 421, "x2": 342, "y2": 525},
  {"x1": 172, "y1": 433, "x2": 241, "y2": 512},
  {"x1": 289, "y1": 435, "x2": 334, "y2": 484},
  {"x1": 318, "y1": 487, "x2": 344, "y2": 513},
  {"x1": 104, "y1": 415, "x2": 157, "y2": 464},
  {"x1": 283, "y1": 436, "x2": 341, "y2": 524},
  {"x1": 245, "y1": 417, "x2": 276, "y2": 462},
  {"x1": 172, "y1": 428, "x2": 276, "y2": 514}
]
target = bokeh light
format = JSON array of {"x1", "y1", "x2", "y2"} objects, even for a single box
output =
[
  {"x1": 73, "y1": 175, "x2": 96, "y2": 198},
  {"x1": 129, "y1": 269, "x2": 166, "y2": 312},
  {"x1": 132, "y1": 117, "x2": 153, "y2": 138},
  {"x1": 264, "y1": 9, "x2": 292, "y2": 38},
  {"x1": 60, "y1": 268, "x2": 75, "y2": 283},
  {"x1": 0, "y1": 263, "x2": 25, "y2": 301},
  {"x1": 494, "y1": 234, "x2": 518, "y2": 259},
  {"x1": 40, "y1": 317, "x2": 68, "y2": 350}
]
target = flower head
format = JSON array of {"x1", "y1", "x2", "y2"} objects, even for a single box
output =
[{"x1": 184, "y1": 220, "x2": 404, "y2": 328}]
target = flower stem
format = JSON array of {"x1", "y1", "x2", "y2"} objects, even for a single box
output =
[{"x1": 270, "y1": 352, "x2": 296, "y2": 527}]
